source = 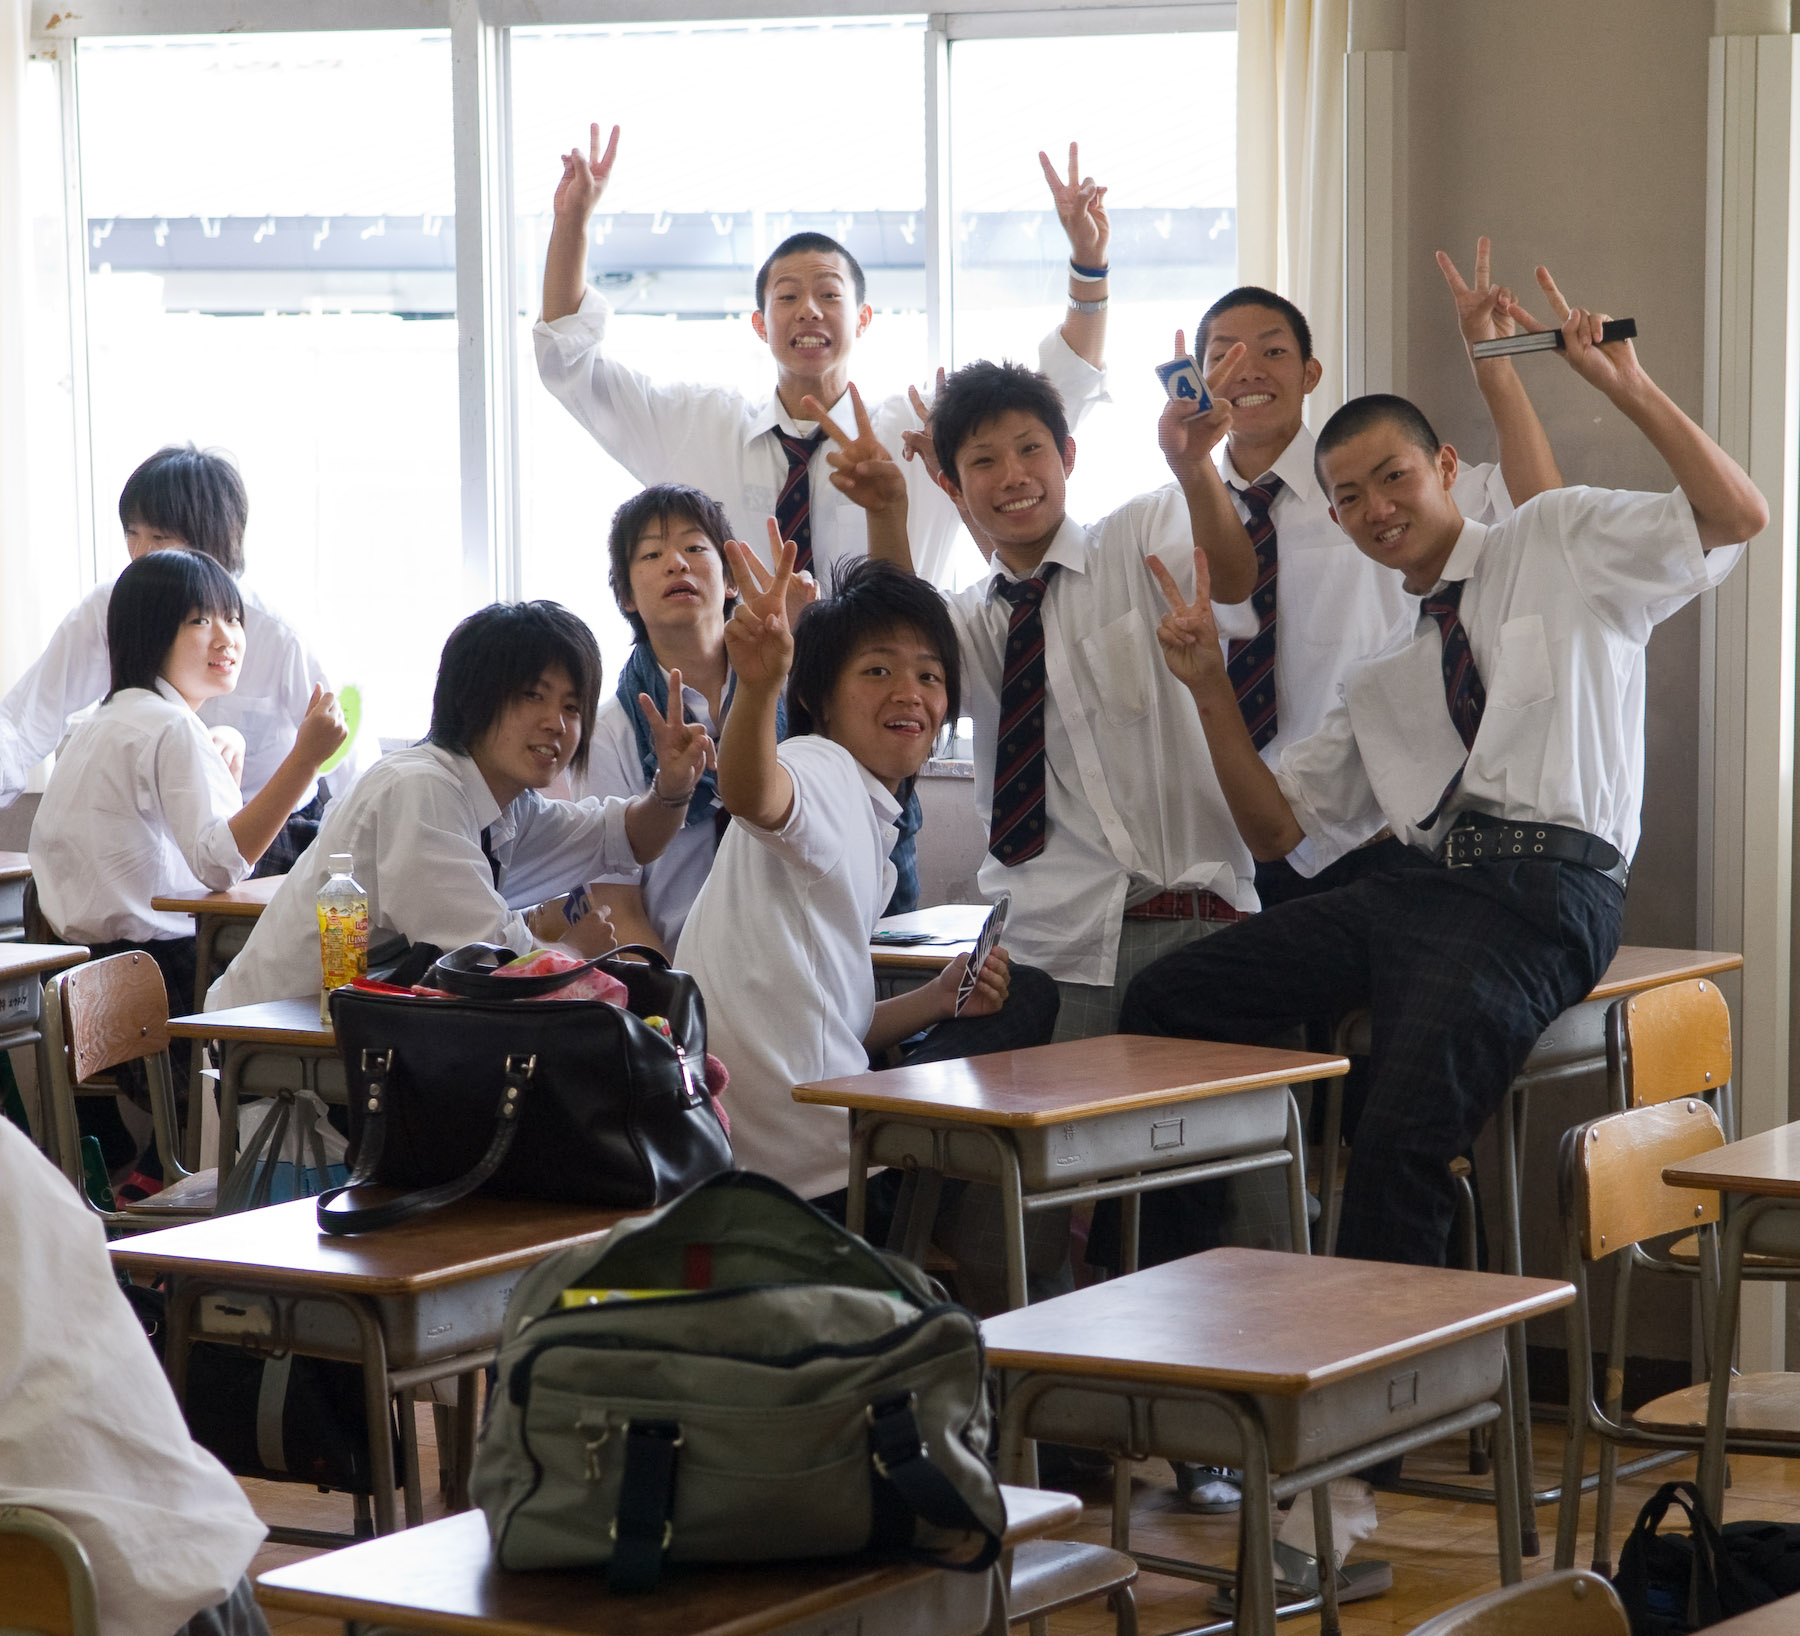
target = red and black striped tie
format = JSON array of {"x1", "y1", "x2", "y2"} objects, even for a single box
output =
[
  {"x1": 1418, "y1": 578, "x2": 1486, "y2": 829},
  {"x1": 773, "y1": 428, "x2": 827, "y2": 577},
  {"x1": 988, "y1": 565, "x2": 1061, "y2": 867},
  {"x1": 1224, "y1": 475, "x2": 1283, "y2": 750}
]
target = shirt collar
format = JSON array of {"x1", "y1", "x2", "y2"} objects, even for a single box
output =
[
  {"x1": 1217, "y1": 424, "x2": 1318, "y2": 502},
  {"x1": 424, "y1": 740, "x2": 506, "y2": 833},
  {"x1": 152, "y1": 677, "x2": 188, "y2": 708},
  {"x1": 983, "y1": 515, "x2": 1091, "y2": 602},
  {"x1": 1425, "y1": 517, "x2": 1488, "y2": 594},
  {"x1": 853, "y1": 757, "x2": 903, "y2": 827},
  {"x1": 744, "y1": 388, "x2": 844, "y2": 446}
]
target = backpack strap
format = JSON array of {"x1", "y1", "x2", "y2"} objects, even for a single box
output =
[
  {"x1": 607, "y1": 1420, "x2": 684, "y2": 1594},
  {"x1": 865, "y1": 1391, "x2": 1001, "y2": 1573}
]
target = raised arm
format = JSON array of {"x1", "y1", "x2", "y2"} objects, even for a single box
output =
[
  {"x1": 542, "y1": 122, "x2": 619, "y2": 324},
  {"x1": 227, "y1": 686, "x2": 345, "y2": 865},
  {"x1": 620, "y1": 668, "x2": 714, "y2": 864},
  {"x1": 1149, "y1": 548, "x2": 1304, "y2": 860},
  {"x1": 718, "y1": 528, "x2": 799, "y2": 829},
  {"x1": 1508, "y1": 268, "x2": 1768, "y2": 550},
  {"x1": 805, "y1": 382, "x2": 915, "y2": 572},
  {"x1": 1160, "y1": 332, "x2": 1257, "y2": 605},
  {"x1": 1437, "y1": 237, "x2": 1561, "y2": 506},
  {"x1": 1042, "y1": 143, "x2": 1110, "y2": 370}
]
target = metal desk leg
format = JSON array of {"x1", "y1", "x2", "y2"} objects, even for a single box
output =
[
  {"x1": 449, "y1": 1370, "x2": 479, "y2": 1512},
  {"x1": 1697, "y1": 1196, "x2": 1766, "y2": 1524},
  {"x1": 216, "y1": 1041, "x2": 244, "y2": 1184},
  {"x1": 184, "y1": 913, "x2": 223, "y2": 1171},
  {"x1": 1491, "y1": 1353, "x2": 1525, "y2": 1585},
  {"x1": 978, "y1": 1128, "x2": 1031, "y2": 1312},
  {"x1": 895, "y1": 1169, "x2": 944, "y2": 1268},
  {"x1": 344, "y1": 1299, "x2": 401, "y2": 1535},
  {"x1": 397, "y1": 1384, "x2": 424, "y2": 1527},
  {"x1": 1282, "y1": 1090, "x2": 1311, "y2": 1256},
  {"x1": 845, "y1": 1111, "x2": 874, "y2": 1237},
  {"x1": 1496, "y1": 1085, "x2": 1540, "y2": 1557},
  {"x1": 1309, "y1": 1484, "x2": 1341, "y2": 1636},
  {"x1": 1231, "y1": 1411, "x2": 1278, "y2": 1636},
  {"x1": 1120, "y1": 1188, "x2": 1141, "y2": 1276}
]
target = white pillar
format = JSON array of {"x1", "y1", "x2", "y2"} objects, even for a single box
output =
[{"x1": 1344, "y1": 0, "x2": 1406, "y2": 397}]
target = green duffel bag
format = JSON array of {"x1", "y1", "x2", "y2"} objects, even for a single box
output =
[{"x1": 471, "y1": 1169, "x2": 1005, "y2": 1592}]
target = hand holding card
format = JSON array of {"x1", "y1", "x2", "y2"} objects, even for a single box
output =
[
  {"x1": 1156, "y1": 353, "x2": 1214, "y2": 412},
  {"x1": 956, "y1": 891, "x2": 1011, "y2": 1016}
]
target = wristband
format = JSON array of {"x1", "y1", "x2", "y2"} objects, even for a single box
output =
[
  {"x1": 650, "y1": 773, "x2": 696, "y2": 808},
  {"x1": 1068, "y1": 258, "x2": 1109, "y2": 282},
  {"x1": 1068, "y1": 296, "x2": 1108, "y2": 314}
]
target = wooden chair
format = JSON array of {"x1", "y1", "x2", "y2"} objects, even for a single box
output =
[
  {"x1": 41, "y1": 952, "x2": 216, "y2": 1227},
  {"x1": 0, "y1": 1506, "x2": 101, "y2": 1636},
  {"x1": 1406, "y1": 1569, "x2": 1626, "y2": 1635},
  {"x1": 1007, "y1": 1539, "x2": 1137, "y2": 1636},
  {"x1": 1554, "y1": 1100, "x2": 1800, "y2": 1572}
]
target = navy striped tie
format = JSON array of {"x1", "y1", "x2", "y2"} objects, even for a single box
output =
[
  {"x1": 988, "y1": 565, "x2": 1061, "y2": 867},
  {"x1": 773, "y1": 428, "x2": 827, "y2": 577},
  {"x1": 1418, "y1": 578, "x2": 1486, "y2": 829},
  {"x1": 1224, "y1": 476, "x2": 1283, "y2": 750}
]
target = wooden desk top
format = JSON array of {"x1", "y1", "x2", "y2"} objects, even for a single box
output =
[
  {"x1": 168, "y1": 995, "x2": 334, "y2": 1045},
  {"x1": 1586, "y1": 946, "x2": 1742, "y2": 1002},
  {"x1": 151, "y1": 875, "x2": 285, "y2": 919},
  {"x1": 794, "y1": 1034, "x2": 1348, "y2": 1128},
  {"x1": 871, "y1": 904, "x2": 990, "y2": 974},
  {"x1": 1708, "y1": 1590, "x2": 1800, "y2": 1633},
  {"x1": 0, "y1": 851, "x2": 29, "y2": 883},
  {"x1": 255, "y1": 1485, "x2": 1080, "y2": 1635},
  {"x1": 0, "y1": 942, "x2": 88, "y2": 981},
  {"x1": 109, "y1": 1195, "x2": 629, "y2": 1296},
  {"x1": 1663, "y1": 1120, "x2": 1800, "y2": 1200},
  {"x1": 980, "y1": 1247, "x2": 1572, "y2": 1397}
]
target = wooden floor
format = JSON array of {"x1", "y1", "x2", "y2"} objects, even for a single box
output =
[{"x1": 250, "y1": 1411, "x2": 1800, "y2": 1634}]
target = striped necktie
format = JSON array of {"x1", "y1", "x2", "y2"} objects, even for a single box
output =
[
  {"x1": 1224, "y1": 475, "x2": 1283, "y2": 750},
  {"x1": 773, "y1": 428, "x2": 827, "y2": 577},
  {"x1": 1418, "y1": 579, "x2": 1486, "y2": 829},
  {"x1": 478, "y1": 825, "x2": 502, "y2": 888},
  {"x1": 988, "y1": 565, "x2": 1061, "y2": 867}
]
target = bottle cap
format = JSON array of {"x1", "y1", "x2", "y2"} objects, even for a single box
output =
[{"x1": 328, "y1": 853, "x2": 355, "y2": 874}]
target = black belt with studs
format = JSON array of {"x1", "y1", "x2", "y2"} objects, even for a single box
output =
[{"x1": 1437, "y1": 812, "x2": 1629, "y2": 889}]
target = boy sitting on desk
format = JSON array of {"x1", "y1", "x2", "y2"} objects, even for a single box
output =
[{"x1": 1127, "y1": 268, "x2": 1764, "y2": 1277}]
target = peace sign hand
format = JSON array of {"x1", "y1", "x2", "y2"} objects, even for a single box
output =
[
  {"x1": 639, "y1": 666, "x2": 715, "y2": 802},
  {"x1": 554, "y1": 122, "x2": 619, "y2": 224},
  {"x1": 1159, "y1": 329, "x2": 1242, "y2": 482},
  {"x1": 1436, "y1": 235, "x2": 1517, "y2": 348},
  {"x1": 1501, "y1": 264, "x2": 1642, "y2": 395},
  {"x1": 722, "y1": 523, "x2": 799, "y2": 691},
  {"x1": 1040, "y1": 142, "x2": 1110, "y2": 267},
  {"x1": 803, "y1": 382, "x2": 907, "y2": 514},
  {"x1": 1147, "y1": 545, "x2": 1228, "y2": 693},
  {"x1": 900, "y1": 369, "x2": 948, "y2": 483}
]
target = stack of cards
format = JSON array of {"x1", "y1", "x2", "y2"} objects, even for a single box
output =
[{"x1": 1156, "y1": 353, "x2": 1214, "y2": 412}]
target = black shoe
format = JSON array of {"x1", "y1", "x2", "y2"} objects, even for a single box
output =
[{"x1": 1172, "y1": 1462, "x2": 1241, "y2": 1514}]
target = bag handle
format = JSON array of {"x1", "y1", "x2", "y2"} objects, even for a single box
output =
[
  {"x1": 866, "y1": 1392, "x2": 1002, "y2": 1573},
  {"x1": 218, "y1": 1090, "x2": 294, "y2": 1216},
  {"x1": 316, "y1": 1049, "x2": 535, "y2": 1235},
  {"x1": 425, "y1": 942, "x2": 672, "y2": 1001},
  {"x1": 1626, "y1": 1480, "x2": 1730, "y2": 1626}
]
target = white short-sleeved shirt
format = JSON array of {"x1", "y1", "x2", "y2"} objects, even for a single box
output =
[
  {"x1": 674, "y1": 735, "x2": 898, "y2": 1201},
  {"x1": 570, "y1": 687, "x2": 721, "y2": 953},
  {"x1": 0, "y1": 575, "x2": 373, "y2": 810},
  {"x1": 31, "y1": 679, "x2": 251, "y2": 943},
  {"x1": 0, "y1": 1121, "x2": 266, "y2": 1636},
  {"x1": 533, "y1": 288, "x2": 1108, "y2": 587},
  {"x1": 209, "y1": 741, "x2": 638, "y2": 1010},
  {"x1": 945, "y1": 498, "x2": 1255, "y2": 987},
  {"x1": 1275, "y1": 486, "x2": 1746, "y2": 872}
]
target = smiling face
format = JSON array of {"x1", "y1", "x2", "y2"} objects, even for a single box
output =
[
  {"x1": 623, "y1": 516, "x2": 730, "y2": 645},
  {"x1": 817, "y1": 628, "x2": 950, "y2": 793},
  {"x1": 750, "y1": 250, "x2": 871, "y2": 383},
  {"x1": 469, "y1": 663, "x2": 584, "y2": 807},
  {"x1": 1199, "y1": 303, "x2": 1321, "y2": 463},
  {"x1": 1320, "y1": 422, "x2": 1465, "y2": 592},
  {"x1": 160, "y1": 605, "x2": 244, "y2": 708},
  {"x1": 942, "y1": 409, "x2": 1075, "y2": 575}
]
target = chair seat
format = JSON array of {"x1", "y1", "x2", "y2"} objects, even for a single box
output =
[
  {"x1": 1631, "y1": 1372, "x2": 1800, "y2": 1440},
  {"x1": 124, "y1": 1169, "x2": 218, "y2": 1215},
  {"x1": 1664, "y1": 1231, "x2": 1800, "y2": 1269},
  {"x1": 1008, "y1": 1538, "x2": 1137, "y2": 1623}
]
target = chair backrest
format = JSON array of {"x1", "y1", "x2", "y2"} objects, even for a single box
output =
[
  {"x1": 1567, "y1": 1100, "x2": 1723, "y2": 1262},
  {"x1": 1406, "y1": 1569, "x2": 1627, "y2": 1635},
  {"x1": 59, "y1": 951, "x2": 171, "y2": 1083},
  {"x1": 0, "y1": 1506, "x2": 100, "y2": 1636},
  {"x1": 1610, "y1": 978, "x2": 1732, "y2": 1108}
]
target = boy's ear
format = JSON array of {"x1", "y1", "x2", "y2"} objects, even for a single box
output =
[
  {"x1": 1436, "y1": 441, "x2": 1460, "y2": 490},
  {"x1": 1301, "y1": 356, "x2": 1323, "y2": 394},
  {"x1": 751, "y1": 309, "x2": 769, "y2": 343},
  {"x1": 855, "y1": 303, "x2": 873, "y2": 339},
  {"x1": 1062, "y1": 435, "x2": 1077, "y2": 478},
  {"x1": 933, "y1": 468, "x2": 964, "y2": 504}
]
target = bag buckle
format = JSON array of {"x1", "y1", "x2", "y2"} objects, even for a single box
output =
[
  {"x1": 359, "y1": 1048, "x2": 393, "y2": 1115},
  {"x1": 867, "y1": 1391, "x2": 926, "y2": 1478},
  {"x1": 500, "y1": 1053, "x2": 537, "y2": 1121},
  {"x1": 610, "y1": 1518, "x2": 674, "y2": 1549}
]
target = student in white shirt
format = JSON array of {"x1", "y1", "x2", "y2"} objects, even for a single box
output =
[
  {"x1": 534, "y1": 126, "x2": 1112, "y2": 588},
  {"x1": 210, "y1": 599, "x2": 708, "y2": 1012},
  {"x1": 1195, "y1": 241, "x2": 1561, "y2": 906},
  {"x1": 0, "y1": 1119, "x2": 270, "y2": 1636},
  {"x1": 0, "y1": 444, "x2": 370, "y2": 870},
  {"x1": 675, "y1": 546, "x2": 1057, "y2": 1212},
  {"x1": 1127, "y1": 271, "x2": 1763, "y2": 1283},
  {"x1": 31, "y1": 549, "x2": 345, "y2": 1181}
]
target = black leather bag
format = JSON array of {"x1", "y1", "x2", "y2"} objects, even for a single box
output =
[
  {"x1": 1614, "y1": 1480, "x2": 1800, "y2": 1633},
  {"x1": 317, "y1": 944, "x2": 732, "y2": 1235}
]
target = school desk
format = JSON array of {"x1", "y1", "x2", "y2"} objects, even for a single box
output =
[
  {"x1": 0, "y1": 851, "x2": 29, "y2": 942},
  {"x1": 109, "y1": 1194, "x2": 630, "y2": 1540},
  {"x1": 1706, "y1": 1590, "x2": 1800, "y2": 1633},
  {"x1": 0, "y1": 941, "x2": 89, "y2": 1157},
  {"x1": 982, "y1": 1248, "x2": 1573, "y2": 1636},
  {"x1": 870, "y1": 903, "x2": 990, "y2": 992},
  {"x1": 795, "y1": 1034, "x2": 1348, "y2": 1311},
  {"x1": 255, "y1": 1484, "x2": 1082, "y2": 1636}
]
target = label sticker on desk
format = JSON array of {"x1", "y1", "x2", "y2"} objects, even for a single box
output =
[{"x1": 1, "y1": 978, "x2": 33, "y2": 1023}]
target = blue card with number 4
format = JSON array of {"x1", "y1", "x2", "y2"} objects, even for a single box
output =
[{"x1": 1156, "y1": 355, "x2": 1213, "y2": 412}]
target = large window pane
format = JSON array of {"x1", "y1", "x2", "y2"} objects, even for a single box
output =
[
  {"x1": 77, "y1": 31, "x2": 459, "y2": 739},
  {"x1": 511, "y1": 17, "x2": 927, "y2": 672},
  {"x1": 950, "y1": 31, "x2": 1236, "y2": 526}
]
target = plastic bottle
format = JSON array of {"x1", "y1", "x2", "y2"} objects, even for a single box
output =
[{"x1": 317, "y1": 853, "x2": 369, "y2": 1018}]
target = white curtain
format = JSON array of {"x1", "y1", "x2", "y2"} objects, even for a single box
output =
[
  {"x1": 0, "y1": 0, "x2": 34, "y2": 691},
  {"x1": 1235, "y1": 0, "x2": 1350, "y2": 426}
]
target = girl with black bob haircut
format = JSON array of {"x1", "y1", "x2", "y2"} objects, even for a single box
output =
[{"x1": 105, "y1": 547, "x2": 244, "y2": 699}]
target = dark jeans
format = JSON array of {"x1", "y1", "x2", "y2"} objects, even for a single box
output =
[
  {"x1": 1252, "y1": 834, "x2": 1414, "y2": 909},
  {"x1": 1118, "y1": 854, "x2": 1624, "y2": 1269},
  {"x1": 80, "y1": 935, "x2": 199, "y2": 1177}
]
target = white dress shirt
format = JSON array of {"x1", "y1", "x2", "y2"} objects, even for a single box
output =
[
  {"x1": 534, "y1": 287, "x2": 1108, "y2": 586},
  {"x1": 945, "y1": 498, "x2": 1255, "y2": 988},
  {"x1": 0, "y1": 1121, "x2": 266, "y2": 1636},
  {"x1": 0, "y1": 574, "x2": 371, "y2": 810},
  {"x1": 1275, "y1": 486, "x2": 1746, "y2": 871},
  {"x1": 570, "y1": 687, "x2": 720, "y2": 951},
  {"x1": 675, "y1": 735, "x2": 898, "y2": 1201},
  {"x1": 31, "y1": 679, "x2": 251, "y2": 944},
  {"x1": 208, "y1": 741, "x2": 637, "y2": 1010}
]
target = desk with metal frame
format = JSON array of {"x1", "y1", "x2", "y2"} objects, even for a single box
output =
[
  {"x1": 0, "y1": 941, "x2": 90, "y2": 1158},
  {"x1": 0, "y1": 852, "x2": 30, "y2": 942}
]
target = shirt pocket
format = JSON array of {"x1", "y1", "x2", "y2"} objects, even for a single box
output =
[
  {"x1": 1079, "y1": 609, "x2": 1153, "y2": 726},
  {"x1": 1486, "y1": 614, "x2": 1555, "y2": 711}
]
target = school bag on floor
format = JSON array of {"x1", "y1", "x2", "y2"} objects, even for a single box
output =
[
  {"x1": 470, "y1": 1170, "x2": 1004, "y2": 1592},
  {"x1": 1614, "y1": 1480, "x2": 1800, "y2": 1633}
]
